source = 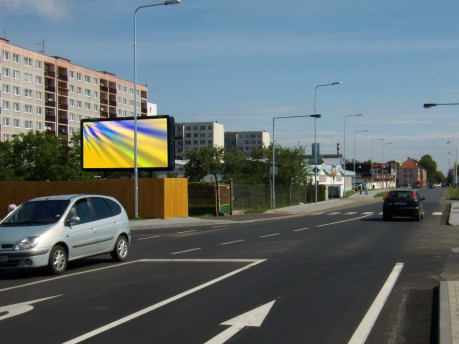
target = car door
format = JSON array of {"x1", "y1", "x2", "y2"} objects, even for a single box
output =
[
  {"x1": 66, "y1": 198, "x2": 98, "y2": 258},
  {"x1": 89, "y1": 197, "x2": 120, "y2": 253}
]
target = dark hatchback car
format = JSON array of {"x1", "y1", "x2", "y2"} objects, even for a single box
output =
[{"x1": 382, "y1": 189, "x2": 425, "y2": 221}]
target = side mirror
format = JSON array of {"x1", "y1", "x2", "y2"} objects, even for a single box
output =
[{"x1": 67, "y1": 216, "x2": 81, "y2": 226}]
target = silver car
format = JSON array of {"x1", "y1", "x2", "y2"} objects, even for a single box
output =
[{"x1": 0, "y1": 194, "x2": 131, "y2": 274}]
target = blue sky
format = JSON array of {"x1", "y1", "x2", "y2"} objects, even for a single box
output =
[{"x1": 1, "y1": 0, "x2": 459, "y2": 174}]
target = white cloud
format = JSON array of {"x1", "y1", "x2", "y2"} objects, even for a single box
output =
[{"x1": 0, "y1": 0, "x2": 70, "y2": 20}]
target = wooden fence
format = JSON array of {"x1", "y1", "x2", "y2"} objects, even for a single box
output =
[{"x1": 0, "y1": 178, "x2": 188, "y2": 219}]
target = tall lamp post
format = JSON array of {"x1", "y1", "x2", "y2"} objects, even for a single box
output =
[
  {"x1": 353, "y1": 130, "x2": 368, "y2": 186},
  {"x1": 133, "y1": 0, "x2": 181, "y2": 219},
  {"x1": 371, "y1": 138, "x2": 384, "y2": 189},
  {"x1": 343, "y1": 113, "x2": 363, "y2": 192},
  {"x1": 382, "y1": 142, "x2": 393, "y2": 188},
  {"x1": 272, "y1": 114, "x2": 321, "y2": 208},
  {"x1": 313, "y1": 81, "x2": 341, "y2": 202},
  {"x1": 447, "y1": 141, "x2": 458, "y2": 187}
]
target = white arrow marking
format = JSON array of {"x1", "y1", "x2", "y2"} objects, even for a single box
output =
[
  {"x1": 0, "y1": 295, "x2": 61, "y2": 321},
  {"x1": 204, "y1": 300, "x2": 276, "y2": 344}
]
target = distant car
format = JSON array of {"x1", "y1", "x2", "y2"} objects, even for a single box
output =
[
  {"x1": 382, "y1": 190, "x2": 425, "y2": 221},
  {"x1": 0, "y1": 194, "x2": 131, "y2": 274}
]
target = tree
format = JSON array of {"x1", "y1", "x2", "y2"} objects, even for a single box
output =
[
  {"x1": 419, "y1": 154, "x2": 440, "y2": 183},
  {"x1": 184, "y1": 145, "x2": 225, "y2": 181}
]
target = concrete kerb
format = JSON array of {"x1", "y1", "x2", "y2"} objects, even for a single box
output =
[
  {"x1": 448, "y1": 202, "x2": 459, "y2": 226},
  {"x1": 129, "y1": 189, "x2": 387, "y2": 231}
]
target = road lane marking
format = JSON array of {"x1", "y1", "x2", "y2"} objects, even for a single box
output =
[
  {"x1": 63, "y1": 259, "x2": 266, "y2": 344},
  {"x1": 178, "y1": 230, "x2": 198, "y2": 234},
  {"x1": 327, "y1": 212, "x2": 342, "y2": 215},
  {"x1": 171, "y1": 248, "x2": 202, "y2": 255},
  {"x1": 316, "y1": 214, "x2": 373, "y2": 228},
  {"x1": 204, "y1": 300, "x2": 276, "y2": 344},
  {"x1": 433, "y1": 212, "x2": 442, "y2": 216},
  {"x1": 260, "y1": 233, "x2": 281, "y2": 238},
  {"x1": 220, "y1": 240, "x2": 246, "y2": 246},
  {"x1": 345, "y1": 212, "x2": 358, "y2": 215},
  {"x1": 293, "y1": 228, "x2": 308, "y2": 232},
  {"x1": 348, "y1": 262, "x2": 404, "y2": 344},
  {"x1": 0, "y1": 295, "x2": 62, "y2": 321},
  {"x1": 137, "y1": 235, "x2": 160, "y2": 241}
]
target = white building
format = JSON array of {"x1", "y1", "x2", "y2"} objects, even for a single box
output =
[
  {"x1": 174, "y1": 121, "x2": 225, "y2": 159},
  {"x1": 224, "y1": 130, "x2": 270, "y2": 154}
]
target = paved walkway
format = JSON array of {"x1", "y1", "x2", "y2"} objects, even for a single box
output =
[{"x1": 129, "y1": 188, "x2": 386, "y2": 230}]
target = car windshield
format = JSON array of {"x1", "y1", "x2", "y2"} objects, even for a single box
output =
[{"x1": 1, "y1": 200, "x2": 70, "y2": 226}]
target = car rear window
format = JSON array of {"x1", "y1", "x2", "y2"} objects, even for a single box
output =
[{"x1": 388, "y1": 191, "x2": 414, "y2": 200}]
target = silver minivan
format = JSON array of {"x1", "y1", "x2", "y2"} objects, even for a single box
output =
[{"x1": 0, "y1": 194, "x2": 131, "y2": 274}]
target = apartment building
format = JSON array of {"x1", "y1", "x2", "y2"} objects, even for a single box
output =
[
  {"x1": 224, "y1": 131, "x2": 270, "y2": 154},
  {"x1": 397, "y1": 158, "x2": 427, "y2": 187},
  {"x1": 174, "y1": 121, "x2": 225, "y2": 158},
  {"x1": 0, "y1": 38, "x2": 148, "y2": 141}
]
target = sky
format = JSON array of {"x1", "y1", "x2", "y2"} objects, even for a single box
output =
[{"x1": 1, "y1": 0, "x2": 459, "y2": 174}]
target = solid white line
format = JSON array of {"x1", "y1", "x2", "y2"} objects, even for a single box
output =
[
  {"x1": 220, "y1": 240, "x2": 246, "y2": 246},
  {"x1": 316, "y1": 214, "x2": 373, "y2": 228},
  {"x1": 171, "y1": 248, "x2": 202, "y2": 255},
  {"x1": 63, "y1": 259, "x2": 266, "y2": 344},
  {"x1": 433, "y1": 212, "x2": 442, "y2": 216},
  {"x1": 260, "y1": 233, "x2": 280, "y2": 238},
  {"x1": 348, "y1": 262, "x2": 404, "y2": 344},
  {"x1": 137, "y1": 235, "x2": 160, "y2": 241},
  {"x1": 327, "y1": 212, "x2": 342, "y2": 215},
  {"x1": 345, "y1": 212, "x2": 358, "y2": 215},
  {"x1": 178, "y1": 230, "x2": 198, "y2": 234}
]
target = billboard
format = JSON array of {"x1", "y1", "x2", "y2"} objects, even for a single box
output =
[{"x1": 81, "y1": 116, "x2": 175, "y2": 171}]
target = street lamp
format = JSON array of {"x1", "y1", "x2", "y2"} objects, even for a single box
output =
[
  {"x1": 272, "y1": 114, "x2": 321, "y2": 208},
  {"x1": 424, "y1": 102, "x2": 459, "y2": 108},
  {"x1": 343, "y1": 113, "x2": 363, "y2": 192},
  {"x1": 382, "y1": 142, "x2": 393, "y2": 188},
  {"x1": 447, "y1": 141, "x2": 458, "y2": 187},
  {"x1": 353, "y1": 130, "x2": 368, "y2": 186},
  {"x1": 371, "y1": 138, "x2": 384, "y2": 189},
  {"x1": 313, "y1": 81, "x2": 341, "y2": 202},
  {"x1": 133, "y1": 0, "x2": 181, "y2": 219}
]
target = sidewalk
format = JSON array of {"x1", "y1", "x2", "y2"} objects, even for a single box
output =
[{"x1": 129, "y1": 188, "x2": 386, "y2": 231}]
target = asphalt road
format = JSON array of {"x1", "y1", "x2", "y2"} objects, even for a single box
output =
[{"x1": 1, "y1": 187, "x2": 457, "y2": 344}]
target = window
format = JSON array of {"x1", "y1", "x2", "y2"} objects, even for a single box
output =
[
  {"x1": 70, "y1": 113, "x2": 75, "y2": 121},
  {"x1": 36, "y1": 60, "x2": 42, "y2": 69},
  {"x1": 2, "y1": 100, "x2": 10, "y2": 110},
  {"x1": 36, "y1": 76, "x2": 42, "y2": 85},
  {"x1": 3, "y1": 117, "x2": 10, "y2": 126},
  {"x1": 77, "y1": 87, "x2": 82, "y2": 95},
  {"x1": 36, "y1": 91, "x2": 42, "y2": 100},
  {"x1": 36, "y1": 107, "x2": 43, "y2": 115},
  {"x1": 36, "y1": 122, "x2": 43, "y2": 130},
  {"x1": 13, "y1": 70, "x2": 20, "y2": 79},
  {"x1": 25, "y1": 120, "x2": 33, "y2": 129},
  {"x1": 2, "y1": 67, "x2": 9, "y2": 77},
  {"x1": 14, "y1": 119, "x2": 20, "y2": 128},
  {"x1": 77, "y1": 72, "x2": 82, "y2": 81},
  {"x1": 85, "y1": 75, "x2": 91, "y2": 83},
  {"x1": 91, "y1": 197, "x2": 114, "y2": 220},
  {"x1": 69, "y1": 85, "x2": 75, "y2": 93},
  {"x1": 69, "y1": 99, "x2": 74, "y2": 107},
  {"x1": 85, "y1": 102, "x2": 91, "y2": 110},
  {"x1": 25, "y1": 105, "x2": 33, "y2": 114},
  {"x1": 2, "y1": 51, "x2": 10, "y2": 61},
  {"x1": 3, "y1": 84, "x2": 10, "y2": 94},
  {"x1": 13, "y1": 103, "x2": 20, "y2": 112},
  {"x1": 77, "y1": 100, "x2": 81, "y2": 108},
  {"x1": 13, "y1": 54, "x2": 19, "y2": 63},
  {"x1": 13, "y1": 86, "x2": 20, "y2": 96},
  {"x1": 94, "y1": 78, "x2": 98, "y2": 85},
  {"x1": 24, "y1": 89, "x2": 32, "y2": 98},
  {"x1": 24, "y1": 73, "x2": 32, "y2": 82},
  {"x1": 24, "y1": 57, "x2": 32, "y2": 66},
  {"x1": 69, "y1": 70, "x2": 74, "y2": 79},
  {"x1": 85, "y1": 89, "x2": 91, "y2": 97},
  {"x1": 3, "y1": 134, "x2": 10, "y2": 141}
]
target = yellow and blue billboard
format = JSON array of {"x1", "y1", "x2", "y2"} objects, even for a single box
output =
[{"x1": 81, "y1": 116, "x2": 175, "y2": 171}]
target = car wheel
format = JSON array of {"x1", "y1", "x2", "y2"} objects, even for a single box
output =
[
  {"x1": 383, "y1": 214, "x2": 391, "y2": 221},
  {"x1": 416, "y1": 211, "x2": 422, "y2": 221},
  {"x1": 48, "y1": 245, "x2": 67, "y2": 275},
  {"x1": 111, "y1": 235, "x2": 129, "y2": 262}
]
